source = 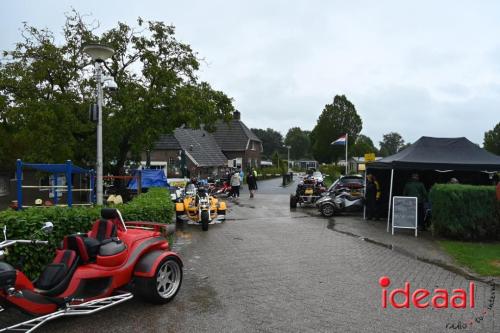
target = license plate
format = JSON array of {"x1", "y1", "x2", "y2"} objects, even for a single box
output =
[{"x1": 305, "y1": 189, "x2": 313, "y2": 195}]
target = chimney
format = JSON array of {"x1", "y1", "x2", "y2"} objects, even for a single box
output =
[{"x1": 233, "y1": 110, "x2": 241, "y2": 120}]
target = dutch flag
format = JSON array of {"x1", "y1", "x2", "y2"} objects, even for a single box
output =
[{"x1": 331, "y1": 134, "x2": 347, "y2": 145}]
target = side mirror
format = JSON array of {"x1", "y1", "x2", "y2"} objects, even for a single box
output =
[{"x1": 41, "y1": 222, "x2": 54, "y2": 234}]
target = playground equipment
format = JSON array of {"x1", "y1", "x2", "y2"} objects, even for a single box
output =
[{"x1": 16, "y1": 160, "x2": 95, "y2": 210}]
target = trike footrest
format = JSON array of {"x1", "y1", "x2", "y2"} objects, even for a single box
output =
[{"x1": 0, "y1": 292, "x2": 133, "y2": 333}]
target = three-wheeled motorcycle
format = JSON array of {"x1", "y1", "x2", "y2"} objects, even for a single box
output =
[
  {"x1": 0, "y1": 208, "x2": 183, "y2": 332},
  {"x1": 175, "y1": 184, "x2": 226, "y2": 231},
  {"x1": 316, "y1": 186, "x2": 364, "y2": 217},
  {"x1": 290, "y1": 175, "x2": 326, "y2": 208}
]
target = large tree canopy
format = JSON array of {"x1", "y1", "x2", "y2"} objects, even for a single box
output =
[
  {"x1": 379, "y1": 132, "x2": 406, "y2": 157},
  {"x1": 0, "y1": 12, "x2": 234, "y2": 172},
  {"x1": 350, "y1": 134, "x2": 377, "y2": 157},
  {"x1": 284, "y1": 127, "x2": 311, "y2": 160},
  {"x1": 310, "y1": 95, "x2": 362, "y2": 163},
  {"x1": 251, "y1": 128, "x2": 284, "y2": 159},
  {"x1": 484, "y1": 122, "x2": 500, "y2": 156}
]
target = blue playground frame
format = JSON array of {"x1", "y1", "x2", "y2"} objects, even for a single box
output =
[{"x1": 16, "y1": 159, "x2": 95, "y2": 210}]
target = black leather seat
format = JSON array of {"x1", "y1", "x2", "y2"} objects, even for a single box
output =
[
  {"x1": 34, "y1": 249, "x2": 78, "y2": 296},
  {"x1": 0, "y1": 262, "x2": 17, "y2": 290}
]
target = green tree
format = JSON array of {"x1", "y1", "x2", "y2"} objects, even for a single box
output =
[
  {"x1": 350, "y1": 134, "x2": 377, "y2": 157},
  {"x1": 398, "y1": 142, "x2": 412, "y2": 152},
  {"x1": 251, "y1": 128, "x2": 284, "y2": 159},
  {"x1": 310, "y1": 95, "x2": 362, "y2": 163},
  {"x1": 379, "y1": 132, "x2": 405, "y2": 157},
  {"x1": 284, "y1": 127, "x2": 311, "y2": 160},
  {"x1": 484, "y1": 122, "x2": 500, "y2": 155},
  {"x1": 0, "y1": 12, "x2": 234, "y2": 173}
]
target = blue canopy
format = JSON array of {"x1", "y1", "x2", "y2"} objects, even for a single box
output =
[
  {"x1": 128, "y1": 169, "x2": 168, "y2": 190},
  {"x1": 23, "y1": 162, "x2": 91, "y2": 174}
]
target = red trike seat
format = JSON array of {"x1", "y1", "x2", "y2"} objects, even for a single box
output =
[
  {"x1": 88, "y1": 218, "x2": 117, "y2": 242},
  {"x1": 62, "y1": 218, "x2": 125, "y2": 264}
]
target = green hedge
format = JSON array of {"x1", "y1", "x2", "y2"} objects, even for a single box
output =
[
  {"x1": 429, "y1": 184, "x2": 500, "y2": 240},
  {"x1": 319, "y1": 164, "x2": 342, "y2": 179},
  {"x1": 0, "y1": 188, "x2": 173, "y2": 278}
]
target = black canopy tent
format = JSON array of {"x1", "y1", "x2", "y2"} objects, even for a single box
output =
[{"x1": 366, "y1": 137, "x2": 500, "y2": 231}]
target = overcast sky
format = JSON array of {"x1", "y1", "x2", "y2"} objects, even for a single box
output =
[{"x1": 1, "y1": 0, "x2": 499, "y2": 147}]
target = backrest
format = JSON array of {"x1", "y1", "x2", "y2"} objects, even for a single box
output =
[
  {"x1": 52, "y1": 249, "x2": 77, "y2": 267},
  {"x1": 63, "y1": 235, "x2": 89, "y2": 263},
  {"x1": 34, "y1": 249, "x2": 78, "y2": 292},
  {"x1": 101, "y1": 208, "x2": 127, "y2": 232},
  {"x1": 88, "y1": 218, "x2": 117, "y2": 242}
]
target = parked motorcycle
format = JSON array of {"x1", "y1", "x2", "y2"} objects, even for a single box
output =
[
  {"x1": 316, "y1": 187, "x2": 364, "y2": 217},
  {"x1": 0, "y1": 208, "x2": 182, "y2": 332},
  {"x1": 175, "y1": 184, "x2": 226, "y2": 231},
  {"x1": 212, "y1": 179, "x2": 231, "y2": 197}
]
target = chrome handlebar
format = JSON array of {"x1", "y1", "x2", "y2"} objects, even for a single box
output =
[{"x1": 0, "y1": 239, "x2": 49, "y2": 250}]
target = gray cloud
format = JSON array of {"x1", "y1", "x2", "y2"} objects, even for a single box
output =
[{"x1": 1, "y1": 0, "x2": 500, "y2": 145}]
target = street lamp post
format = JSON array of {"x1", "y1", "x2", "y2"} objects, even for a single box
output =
[
  {"x1": 285, "y1": 145, "x2": 291, "y2": 172},
  {"x1": 83, "y1": 44, "x2": 115, "y2": 205}
]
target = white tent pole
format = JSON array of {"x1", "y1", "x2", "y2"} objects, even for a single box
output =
[
  {"x1": 345, "y1": 133, "x2": 348, "y2": 175},
  {"x1": 363, "y1": 170, "x2": 367, "y2": 220},
  {"x1": 386, "y1": 168, "x2": 394, "y2": 232}
]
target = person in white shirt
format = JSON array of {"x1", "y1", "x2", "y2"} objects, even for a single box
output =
[{"x1": 230, "y1": 171, "x2": 241, "y2": 197}]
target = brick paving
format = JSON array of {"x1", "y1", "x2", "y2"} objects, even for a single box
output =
[{"x1": 27, "y1": 178, "x2": 499, "y2": 332}]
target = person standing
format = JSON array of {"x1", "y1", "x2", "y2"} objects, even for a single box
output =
[
  {"x1": 252, "y1": 167, "x2": 258, "y2": 190},
  {"x1": 238, "y1": 167, "x2": 244, "y2": 182},
  {"x1": 365, "y1": 174, "x2": 381, "y2": 220},
  {"x1": 247, "y1": 171, "x2": 257, "y2": 198},
  {"x1": 403, "y1": 173, "x2": 428, "y2": 230},
  {"x1": 230, "y1": 171, "x2": 241, "y2": 198}
]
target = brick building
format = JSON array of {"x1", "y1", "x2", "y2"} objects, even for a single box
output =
[{"x1": 147, "y1": 111, "x2": 262, "y2": 177}]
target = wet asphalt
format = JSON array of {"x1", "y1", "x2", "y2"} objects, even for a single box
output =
[{"x1": 3, "y1": 177, "x2": 499, "y2": 332}]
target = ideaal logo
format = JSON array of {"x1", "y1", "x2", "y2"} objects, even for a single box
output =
[
  {"x1": 379, "y1": 276, "x2": 475, "y2": 309},
  {"x1": 379, "y1": 276, "x2": 496, "y2": 330}
]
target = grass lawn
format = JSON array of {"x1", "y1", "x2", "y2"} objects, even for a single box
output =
[{"x1": 439, "y1": 240, "x2": 500, "y2": 276}]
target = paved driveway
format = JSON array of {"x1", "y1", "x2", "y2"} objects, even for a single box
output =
[{"x1": 14, "y1": 178, "x2": 500, "y2": 332}]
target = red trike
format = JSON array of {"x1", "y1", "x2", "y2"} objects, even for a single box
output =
[{"x1": 0, "y1": 208, "x2": 183, "y2": 332}]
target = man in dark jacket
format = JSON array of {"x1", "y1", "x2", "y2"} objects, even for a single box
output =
[
  {"x1": 365, "y1": 174, "x2": 381, "y2": 220},
  {"x1": 246, "y1": 171, "x2": 257, "y2": 198},
  {"x1": 403, "y1": 173, "x2": 428, "y2": 229}
]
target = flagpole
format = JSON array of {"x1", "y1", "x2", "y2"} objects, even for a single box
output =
[{"x1": 345, "y1": 133, "x2": 348, "y2": 175}]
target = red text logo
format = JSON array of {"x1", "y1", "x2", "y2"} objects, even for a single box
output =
[{"x1": 379, "y1": 276, "x2": 475, "y2": 309}]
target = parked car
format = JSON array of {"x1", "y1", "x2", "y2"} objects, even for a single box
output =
[
  {"x1": 311, "y1": 171, "x2": 324, "y2": 184},
  {"x1": 328, "y1": 174, "x2": 364, "y2": 197}
]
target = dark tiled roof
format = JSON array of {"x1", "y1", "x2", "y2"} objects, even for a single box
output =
[
  {"x1": 212, "y1": 119, "x2": 262, "y2": 151},
  {"x1": 174, "y1": 128, "x2": 227, "y2": 167},
  {"x1": 154, "y1": 134, "x2": 181, "y2": 150}
]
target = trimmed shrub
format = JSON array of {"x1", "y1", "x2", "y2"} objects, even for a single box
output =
[
  {"x1": 429, "y1": 184, "x2": 500, "y2": 240},
  {"x1": 257, "y1": 167, "x2": 284, "y2": 179},
  {"x1": 0, "y1": 188, "x2": 173, "y2": 278}
]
